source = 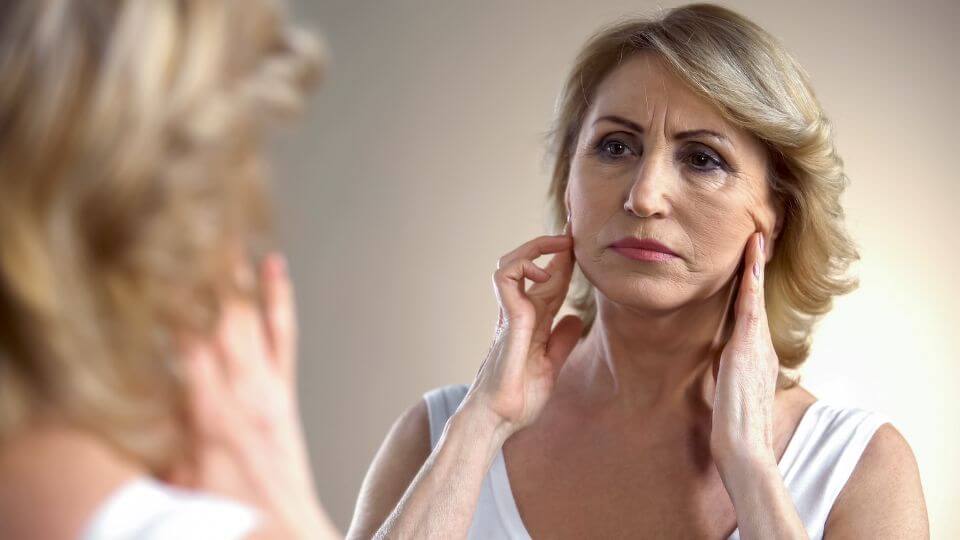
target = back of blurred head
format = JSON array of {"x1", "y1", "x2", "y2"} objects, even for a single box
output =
[{"x1": 0, "y1": 0, "x2": 321, "y2": 474}]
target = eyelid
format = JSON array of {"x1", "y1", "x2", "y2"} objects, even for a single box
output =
[
  {"x1": 682, "y1": 143, "x2": 731, "y2": 170},
  {"x1": 597, "y1": 131, "x2": 636, "y2": 145},
  {"x1": 594, "y1": 132, "x2": 638, "y2": 158}
]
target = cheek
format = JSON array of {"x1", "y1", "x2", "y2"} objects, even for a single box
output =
[
  {"x1": 678, "y1": 188, "x2": 757, "y2": 274},
  {"x1": 567, "y1": 159, "x2": 625, "y2": 235}
]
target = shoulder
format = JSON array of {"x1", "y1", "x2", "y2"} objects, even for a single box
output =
[
  {"x1": 0, "y1": 426, "x2": 142, "y2": 540},
  {"x1": 388, "y1": 397, "x2": 432, "y2": 455},
  {"x1": 346, "y1": 393, "x2": 433, "y2": 539},
  {"x1": 781, "y1": 384, "x2": 817, "y2": 414},
  {"x1": 823, "y1": 422, "x2": 929, "y2": 538}
]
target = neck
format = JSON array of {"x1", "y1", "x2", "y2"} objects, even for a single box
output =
[{"x1": 562, "y1": 275, "x2": 739, "y2": 415}]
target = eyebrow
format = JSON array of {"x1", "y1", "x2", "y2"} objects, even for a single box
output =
[{"x1": 593, "y1": 115, "x2": 732, "y2": 145}]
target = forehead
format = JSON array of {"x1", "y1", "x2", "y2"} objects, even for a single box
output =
[{"x1": 587, "y1": 52, "x2": 743, "y2": 139}]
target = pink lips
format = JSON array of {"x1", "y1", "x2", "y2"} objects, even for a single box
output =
[{"x1": 610, "y1": 237, "x2": 679, "y2": 262}]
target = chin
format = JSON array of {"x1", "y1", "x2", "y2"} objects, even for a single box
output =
[{"x1": 586, "y1": 270, "x2": 693, "y2": 315}]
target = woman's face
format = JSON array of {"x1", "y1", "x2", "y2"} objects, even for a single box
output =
[{"x1": 568, "y1": 52, "x2": 781, "y2": 313}]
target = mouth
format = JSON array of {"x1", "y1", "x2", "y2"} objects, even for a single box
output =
[{"x1": 609, "y1": 237, "x2": 679, "y2": 262}]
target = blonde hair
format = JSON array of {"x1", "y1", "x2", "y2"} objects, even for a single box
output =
[
  {"x1": 548, "y1": 4, "x2": 858, "y2": 374},
  {"x1": 0, "y1": 0, "x2": 322, "y2": 473}
]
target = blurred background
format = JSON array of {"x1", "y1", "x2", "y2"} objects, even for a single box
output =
[{"x1": 269, "y1": 0, "x2": 959, "y2": 536}]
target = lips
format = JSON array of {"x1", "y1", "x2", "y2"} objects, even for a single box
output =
[{"x1": 609, "y1": 237, "x2": 679, "y2": 262}]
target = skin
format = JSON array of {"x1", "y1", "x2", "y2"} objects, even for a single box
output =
[{"x1": 349, "y1": 53, "x2": 928, "y2": 538}]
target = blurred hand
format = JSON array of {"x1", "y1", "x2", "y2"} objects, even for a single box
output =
[
  {"x1": 171, "y1": 254, "x2": 336, "y2": 539},
  {"x1": 462, "y1": 230, "x2": 583, "y2": 438}
]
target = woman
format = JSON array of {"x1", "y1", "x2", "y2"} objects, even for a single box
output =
[
  {"x1": 350, "y1": 4, "x2": 928, "y2": 539},
  {"x1": 0, "y1": 1, "x2": 339, "y2": 537}
]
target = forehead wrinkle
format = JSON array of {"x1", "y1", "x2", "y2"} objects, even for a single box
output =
[
  {"x1": 590, "y1": 54, "x2": 752, "y2": 152},
  {"x1": 637, "y1": 55, "x2": 736, "y2": 143}
]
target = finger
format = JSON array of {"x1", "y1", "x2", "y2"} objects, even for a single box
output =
[
  {"x1": 527, "y1": 249, "x2": 576, "y2": 341},
  {"x1": 731, "y1": 232, "x2": 766, "y2": 340},
  {"x1": 261, "y1": 253, "x2": 297, "y2": 385},
  {"x1": 493, "y1": 258, "x2": 551, "y2": 304},
  {"x1": 216, "y1": 298, "x2": 272, "y2": 394},
  {"x1": 528, "y1": 243, "x2": 575, "y2": 304},
  {"x1": 497, "y1": 235, "x2": 572, "y2": 271},
  {"x1": 182, "y1": 341, "x2": 230, "y2": 441},
  {"x1": 542, "y1": 238, "x2": 575, "y2": 276},
  {"x1": 545, "y1": 315, "x2": 583, "y2": 371},
  {"x1": 550, "y1": 223, "x2": 577, "y2": 278},
  {"x1": 493, "y1": 259, "x2": 551, "y2": 324}
]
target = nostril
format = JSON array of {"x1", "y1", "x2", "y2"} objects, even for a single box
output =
[{"x1": 624, "y1": 199, "x2": 658, "y2": 219}]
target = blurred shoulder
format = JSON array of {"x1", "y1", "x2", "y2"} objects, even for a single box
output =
[{"x1": 0, "y1": 425, "x2": 141, "y2": 540}]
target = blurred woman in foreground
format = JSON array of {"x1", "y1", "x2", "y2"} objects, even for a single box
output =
[{"x1": 0, "y1": 1, "x2": 338, "y2": 537}]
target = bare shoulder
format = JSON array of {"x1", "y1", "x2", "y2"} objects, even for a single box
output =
[
  {"x1": 776, "y1": 382, "x2": 817, "y2": 429},
  {"x1": 781, "y1": 381, "x2": 817, "y2": 409},
  {"x1": 0, "y1": 426, "x2": 142, "y2": 540},
  {"x1": 346, "y1": 398, "x2": 431, "y2": 540},
  {"x1": 823, "y1": 422, "x2": 929, "y2": 539}
]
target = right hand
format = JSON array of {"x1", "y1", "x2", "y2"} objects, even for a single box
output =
[
  {"x1": 170, "y1": 254, "x2": 336, "y2": 539},
  {"x1": 462, "y1": 231, "x2": 584, "y2": 437}
]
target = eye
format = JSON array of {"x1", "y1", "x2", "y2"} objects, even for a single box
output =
[
  {"x1": 603, "y1": 140, "x2": 629, "y2": 156},
  {"x1": 594, "y1": 135, "x2": 637, "y2": 160},
  {"x1": 684, "y1": 146, "x2": 727, "y2": 172}
]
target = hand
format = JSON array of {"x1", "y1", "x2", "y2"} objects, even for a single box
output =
[
  {"x1": 710, "y1": 232, "x2": 780, "y2": 475},
  {"x1": 462, "y1": 231, "x2": 584, "y2": 438},
  {"x1": 170, "y1": 254, "x2": 335, "y2": 539}
]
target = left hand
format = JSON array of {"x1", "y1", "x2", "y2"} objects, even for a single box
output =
[{"x1": 710, "y1": 231, "x2": 780, "y2": 475}]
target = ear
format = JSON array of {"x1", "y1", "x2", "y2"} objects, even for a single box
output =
[
  {"x1": 766, "y1": 196, "x2": 785, "y2": 259},
  {"x1": 772, "y1": 200, "x2": 784, "y2": 240}
]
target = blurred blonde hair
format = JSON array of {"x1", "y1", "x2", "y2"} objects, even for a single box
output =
[
  {"x1": 0, "y1": 0, "x2": 322, "y2": 473},
  {"x1": 548, "y1": 4, "x2": 858, "y2": 376}
]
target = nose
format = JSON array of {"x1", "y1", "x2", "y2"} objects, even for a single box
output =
[{"x1": 624, "y1": 148, "x2": 672, "y2": 219}]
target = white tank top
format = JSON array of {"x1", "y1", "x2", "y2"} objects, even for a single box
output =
[
  {"x1": 81, "y1": 476, "x2": 260, "y2": 539},
  {"x1": 424, "y1": 384, "x2": 888, "y2": 540}
]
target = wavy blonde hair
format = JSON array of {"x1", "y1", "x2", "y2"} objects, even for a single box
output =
[
  {"x1": 0, "y1": 0, "x2": 321, "y2": 473},
  {"x1": 548, "y1": 4, "x2": 858, "y2": 374}
]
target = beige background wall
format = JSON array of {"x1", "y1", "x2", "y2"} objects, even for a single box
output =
[{"x1": 271, "y1": 0, "x2": 959, "y2": 536}]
